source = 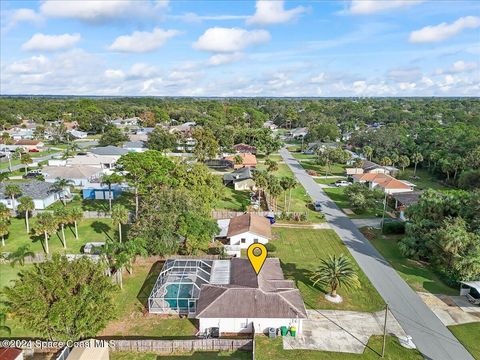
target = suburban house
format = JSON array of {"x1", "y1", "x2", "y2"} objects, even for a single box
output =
[
  {"x1": 123, "y1": 140, "x2": 147, "y2": 152},
  {"x1": 197, "y1": 258, "x2": 307, "y2": 335},
  {"x1": 352, "y1": 173, "x2": 414, "y2": 194},
  {"x1": 68, "y1": 129, "x2": 88, "y2": 139},
  {"x1": 263, "y1": 120, "x2": 278, "y2": 130},
  {"x1": 290, "y1": 127, "x2": 308, "y2": 139},
  {"x1": 224, "y1": 153, "x2": 257, "y2": 169},
  {"x1": 53, "y1": 146, "x2": 129, "y2": 169},
  {"x1": 217, "y1": 213, "x2": 271, "y2": 256},
  {"x1": 346, "y1": 160, "x2": 399, "y2": 176},
  {"x1": 233, "y1": 143, "x2": 257, "y2": 154},
  {"x1": 42, "y1": 165, "x2": 103, "y2": 186},
  {"x1": 0, "y1": 180, "x2": 70, "y2": 210},
  {"x1": 14, "y1": 139, "x2": 44, "y2": 151},
  {"x1": 391, "y1": 191, "x2": 422, "y2": 220},
  {"x1": 223, "y1": 167, "x2": 256, "y2": 191},
  {"x1": 204, "y1": 159, "x2": 234, "y2": 170},
  {"x1": 148, "y1": 258, "x2": 307, "y2": 336}
]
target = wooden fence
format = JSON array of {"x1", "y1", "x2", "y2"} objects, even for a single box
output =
[
  {"x1": 211, "y1": 210, "x2": 277, "y2": 219},
  {"x1": 109, "y1": 339, "x2": 253, "y2": 353}
]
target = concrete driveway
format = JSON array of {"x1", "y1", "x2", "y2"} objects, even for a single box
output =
[
  {"x1": 418, "y1": 293, "x2": 480, "y2": 326},
  {"x1": 283, "y1": 309, "x2": 406, "y2": 353}
]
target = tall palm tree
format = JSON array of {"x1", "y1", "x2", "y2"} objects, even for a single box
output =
[
  {"x1": 52, "y1": 177, "x2": 74, "y2": 205},
  {"x1": 253, "y1": 170, "x2": 268, "y2": 203},
  {"x1": 20, "y1": 153, "x2": 33, "y2": 175},
  {"x1": 111, "y1": 204, "x2": 129, "y2": 243},
  {"x1": 7, "y1": 244, "x2": 34, "y2": 267},
  {"x1": 4, "y1": 184, "x2": 21, "y2": 213},
  {"x1": 310, "y1": 254, "x2": 360, "y2": 298},
  {"x1": 0, "y1": 311, "x2": 11, "y2": 336},
  {"x1": 17, "y1": 196, "x2": 34, "y2": 233},
  {"x1": 0, "y1": 203, "x2": 10, "y2": 246},
  {"x1": 101, "y1": 173, "x2": 124, "y2": 212},
  {"x1": 67, "y1": 207, "x2": 83, "y2": 240},
  {"x1": 34, "y1": 212, "x2": 58, "y2": 254},
  {"x1": 54, "y1": 207, "x2": 69, "y2": 249},
  {"x1": 411, "y1": 152, "x2": 424, "y2": 177},
  {"x1": 363, "y1": 146, "x2": 373, "y2": 161},
  {"x1": 266, "y1": 176, "x2": 282, "y2": 211}
]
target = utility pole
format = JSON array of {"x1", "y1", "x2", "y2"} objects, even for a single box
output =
[{"x1": 382, "y1": 303, "x2": 389, "y2": 358}]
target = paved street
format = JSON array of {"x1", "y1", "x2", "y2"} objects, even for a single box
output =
[{"x1": 279, "y1": 148, "x2": 474, "y2": 360}]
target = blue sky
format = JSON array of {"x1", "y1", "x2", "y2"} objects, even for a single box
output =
[{"x1": 1, "y1": 0, "x2": 479, "y2": 96}]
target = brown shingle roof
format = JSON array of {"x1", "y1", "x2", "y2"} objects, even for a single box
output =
[
  {"x1": 224, "y1": 153, "x2": 257, "y2": 167},
  {"x1": 196, "y1": 258, "x2": 307, "y2": 319},
  {"x1": 226, "y1": 213, "x2": 271, "y2": 239},
  {"x1": 14, "y1": 139, "x2": 42, "y2": 145}
]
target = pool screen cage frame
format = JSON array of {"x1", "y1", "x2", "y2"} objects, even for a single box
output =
[{"x1": 148, "y1": 259, "x2": 213, "y2": 315}]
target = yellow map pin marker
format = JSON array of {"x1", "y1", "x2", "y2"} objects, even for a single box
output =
[{"x1": 247, "y1": 243, "x2": 268, "y2": 275}]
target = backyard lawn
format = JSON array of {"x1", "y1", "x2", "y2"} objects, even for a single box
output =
[
  {"x1": 215, "y1": 186, "x2": 250, "y2": 211},
  {"x1": 272, "y1": 228, "x2": 384, "y2": 312},
  {"x1": 255, "y1": 335, "x2": 423, "y2": 360},
  {"x1": 448, "y1": 323, "x2": 480, "y2": 360},
  {"x1": 363, "y1": 229, "x2": 457, "y2": 295},
  {"x1": 110, "y1": 350, "x2": 251, "y2": 359},
  {"x1": 323, "y1": 187, "x2": 385, "y2": 219},
  {"x1": 1, "y1": 217, "x2": 115, "y2": 254},
  {"x1": 397, "y1": 168, "x2": 450, "y2": 191}
]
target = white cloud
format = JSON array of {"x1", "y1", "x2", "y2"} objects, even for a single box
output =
[
  {"x1": 105, "y1": 69, "x2": 125, "y2": 80},
  {"x1": 346, "y1": 0, "x2": 424, "y2": 15},
  {"x1": 128, "y1": 63, "x2": 159, "y2": 78},
  {"x1": 247, "y1": 0, "x2": 305, "y2": 25},
  {"x1": 193, "y1": 27, "x2": 270, "y2": 53},
  {"x1": 310, "y1": 73, "x2": 326, "y2": 84},
  {"x1": 108, "y1": 28, "x2": 180, "y2": 53},
  {"x1": 409, "y1": 16, "x2": 480, "y2": 43},
  {"x1": 172, "y1": 12, "x2": 248, "y2": 23},
  {"x1": 2, "y1": 8, "x2": 43, "y2": 32},
  {"x1": 436, "y1": 60, "x2": 479, "y2": 75},
  {"x1": 22, "y1": 33, "x2": 81, "y2": 51},
  {"x1": 6, "y1": 55, "x2": 49, "y2": 74},
  {"x1": 40, "y1": 0, "x2": 164, "y2": 23},
  {"x1": 207, "y1": 53, "x2": 245, "y2": 66},
  {"x1": 387, "y1": 67, "x2": 422, "y2": 82}
]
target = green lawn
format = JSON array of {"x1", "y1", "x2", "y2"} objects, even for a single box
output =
[
  {"x1": 48, "y1": 191, "x2": 135, "y2": 213},
  {"x1": 111, "y1": 350, "x2": 251, "y2": 359},
  {"x1": 216, "y1": 186, "x2": 250, "y2": 211},
  {"x1": 364, "y1": 229, "x2": 457, "y2": 295},
  {"x1": 315, "y1": 178, "x2": 347, "y2": 185},
  {"x1": 298, "y1": 160, "x2": 347, "y2": 177},
  {"x1": 272, "y1": 228, "x2": 384, "y2": 312},
  {"x1": 323, "y1": 187, "x2": 384, "y2": 219},
  {"x1": 0, "y1": 149, "x2": 60, "y2": 169},
  {"x1": 1, "y1": 217, "x2": 115, "y2": 254},
  {"x1": 448, "y1": 323, "x2": 480, "y2": 360},
  {"x1": 291, "y1": 153, "x2": 316, "y2": 161},
  {"x1": 255, "y1": 335, "x2": 423, "y2": 360},
  {"x1": 397, "y1": 168, "x2": 450, "y2": 191}
]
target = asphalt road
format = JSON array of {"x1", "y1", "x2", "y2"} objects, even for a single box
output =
[{"x1": 279, "y1": 148, "x2": 474, "y2": 360}]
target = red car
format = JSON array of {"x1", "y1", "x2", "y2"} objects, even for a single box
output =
[{"x1": 29, "y1": 148, "x2": 40, "y2": 152}]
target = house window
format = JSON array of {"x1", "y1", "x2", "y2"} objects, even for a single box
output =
[
  {"x1": 254, "y1": 238, "x2": 258, "y2": 243},
  {"x1": 241, "y1": 238, "x2": 246, "y2": 244},
  {"x1": 240, "y1": 320, "x2": 249, "y2": 329}
]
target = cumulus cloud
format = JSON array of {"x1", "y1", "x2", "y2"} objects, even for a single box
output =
[
  {"x1": 409, "y1": 16, "x2": 480, "y2": 43},
  {"x1": 193, "y1": 27, "x2": 270, "y2": 53},
  {"x1": 108, "y1": 28, "x2": 180, "y2": 53},
  {"x1": 207, "y1": 53, "x2": 245, "y2": 66},
  {"x1": 247, "y1": 0, "x2": 305, "y2": 25},
  {"x1": 22, "y1": 33, "x2": 81, "y2": 51},
  {"x1": 345, "y1": 0, "x2": 424, "y2": 15},
  {"x1": 387, "y1": 67, "x2": 422, "y2": 82},
  {"x1": 435, "y1": 60, "x2": 479, "y2": 75},
  {"x1": 105, "y1": 69, "x2": 125, "y2": 80},
  {"x1": 40, "y1": 0, "x2": 164, "y2": 23},
  {"x1": 309, "y1": 73, "x2": 326, "y2": 84},
  {"x1": 2, "y1": 8, "x2": 44, "y2": 32}
]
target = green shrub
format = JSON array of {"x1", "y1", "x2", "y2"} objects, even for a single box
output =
[
  {"x1": 382, "y1": 221, "x2": 405, "y2": 234},
  {"x1": 265, "y1": 243, "x2": 277, "y2": 253}
]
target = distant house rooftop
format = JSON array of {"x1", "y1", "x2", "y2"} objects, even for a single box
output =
[
  {"x1": 233, "y1": 143, "x2": 257, "y2": 153},
  {"x1": 391, "y1": 191, "x2": 422, "y2": 207},
  {"x1": 89, "y1": 146, "x2": 129, "y2": 156},
  {"x1": 0, "y1": 180, "x2": 57, "y2": 200},
  {"x1": 226, "y1": 213, "x2": 271, "y2": 239},
  {"x1": 223, "y1": 167, "x2": 254, "y2": 184}
]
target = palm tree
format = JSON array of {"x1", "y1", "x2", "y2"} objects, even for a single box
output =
[
  {"x1": 0, "y1": 311, "x2": 11, "y2": 336},
  {"x1": 398, "y1": 155, "x2": 410, "y2": 172},
  {"x1": 266, "y1": 176, "x2": 282, "y2": 211},
  {"x1": 101, "y1": 173, "x2": 124, "y2": 212},
  {"x1": 34, "y1": 212, "x2": 58, "y2": 254},
  {"x1": 68, "y1": 207, "x2": 83, "y2": 240},
  {"x1": 54, "y1": 207, "x2": 69, "y2": 249},
  {"x1": 1, "y1": 132, "x2": 12, "y2": 145},
  {"x1": 111, "y1": 204, "x2": 129, "y2": 243},
  {"x1": 0, "y1": 203, "x2": 10, "y2": 246},
  {"x1": 52, "y1": 177, "x2": 73, "y2": 205},
  {"x1": 233, "y1": 154, "x2": 243, "y2": 167},
  {"x1": 7, "y1": 244, "x2": 34, "y2": 267},
  {"x1": 253, "y1": 170, "x2": 268, "y2": 204},
  {"x1": 363, "y1": 146, "x2": 373, "y2": 161},
  {"x1": 4, "y1": 184, "x2": 21, "y2": 213},
  {"x1": 310, "y1": 254, "x2": 360, "y2": 299},
  {"x1": 411, "y1": 152, "x2": 424, "y2": 177},
  {"x1": 380, "y1": 156, "x2": 392, "y2": 167},
  {"x1": 17, "y1": 196, "x2": 34, "y2": 233},
  {"x1": 265, "y1": 158, "x2": 278, "y2": 173},
  {"x1": 20, "y1": 153, "x2": 33, "y2": 175},
  {"x1": 280, "y1": 177, "x2": 297, "y2": 212}
]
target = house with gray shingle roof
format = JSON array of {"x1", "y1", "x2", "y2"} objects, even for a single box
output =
[{"x1": 0, "y1": 180, "x2": 70, "y2": 210}]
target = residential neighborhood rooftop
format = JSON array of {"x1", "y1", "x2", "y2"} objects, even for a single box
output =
[
  {"x1": 0, "y1": 180, "x2": 57, "y2": 200},
  {"x1": 226, "y1": 213, "x2": 271, "y2": 239},
  {"x1": 89, "y1": 145, "x2": 129, "y2": 156}
]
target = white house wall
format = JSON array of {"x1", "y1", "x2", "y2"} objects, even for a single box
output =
[
  {"x1": 199, "y1": 317, "x2": 303, "y2": 335},
  {"x1": 229, "y1": 232, "x2": 269, "y2": 249}
]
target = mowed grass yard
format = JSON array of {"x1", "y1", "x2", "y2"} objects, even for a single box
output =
[
  {"x1": 256, "y1": 336, "x2": 423, "y2": 360},
  {"x1": 322, "y1": 187, "x2": 385, "y2": 219},
  {"x1": 364, "y1": 229, "x2": 457, "y2": 295},
  {"x1": 448, "y1": 323, "x2": 480, "y2": 360},
  {"x1": 397, "y1": 168, "x2": 450, "y2": 191},
  {"x1": 1, "y1": 217, "x2": 115, "y2": 254},
  {"x1": 110, "y1": 350, "x2": 251, "y2": 360},
  {"x1": 215, "y1": 185, "x2": 250, "y2": 211},
  {"x1": 272, "y1": 228, "x2": 384, "y2": 312}
]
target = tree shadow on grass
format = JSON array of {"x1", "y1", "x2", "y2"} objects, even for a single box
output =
[
  {"x1": 91, "y1": 220, "x2": 113, "y2": 241},
  {"x1": 29, "y1": 233, "x2": 48, "y2": 254},
  {"x1": 137, "y1": 260, "x2": 165, "y2": 309}
]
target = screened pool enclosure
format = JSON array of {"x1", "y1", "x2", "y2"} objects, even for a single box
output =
[{"x1": 148, "y1": 259, "x2": 216, "y2": 315}]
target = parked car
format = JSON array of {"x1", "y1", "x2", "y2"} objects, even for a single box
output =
[
  {"x1": 334, "y1": 180, "x2": 352, "y2": 187},
  {"x1": 23, "y1": 172, "x2": 40, "y2": 179},
  {"x1": 29, "y1": 148, "x2": 40, "y2": 152},
  {"x1": 265, "y1": 215, "x2": 276, "y2": 224},
  {"x1": 313, "y1": 200, "x2": 322, "y2": 211}
]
